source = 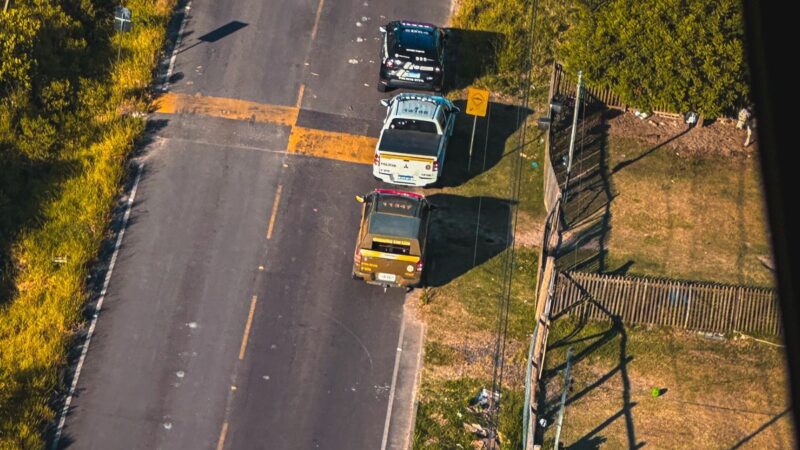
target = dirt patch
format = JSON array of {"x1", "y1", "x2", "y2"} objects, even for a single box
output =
[{"x1": 607, "y1": 111, "x2": 757, "y2": 158}]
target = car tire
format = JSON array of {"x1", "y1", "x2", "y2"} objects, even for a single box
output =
[
  {"x1": 352, "y1": 272, "x2": 363, "y2": 280},
  {"x1": 377, "y1": 82, "x2": 388, "y2": 92}
]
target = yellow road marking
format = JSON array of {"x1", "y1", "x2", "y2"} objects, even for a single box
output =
[
  {"x1": 216, "y1": 422, "x2": 229, "y2": 450},
  {"x1": 154, "y1": 94, "x2": 378, "y2": 166},
  {"x1": 238, "y1": 295, "x2": 258, "y2": 360},
  {"x1": 295, "y1": 84, "x2": 306, "y2": 109},
  {"x1": 267, "y1": 185, "x2": 283, "y2": 240},
  {"x1": 154, "y1": 92, "x2": 299, "y2": 126},
  {"x1": 287, "y1": 126, "x2": 376, "y2": 165},
  {"x1": 310, "y1": 0, "x2": 326, "y2": 43}
]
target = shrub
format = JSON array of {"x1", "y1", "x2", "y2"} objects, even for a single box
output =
[{"x1": 561, "y1": 0, "x2": 749, "y2": 117}]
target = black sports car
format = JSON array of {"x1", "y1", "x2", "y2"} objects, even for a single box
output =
[{"x1": 378, "y1": 21, "x2": 446, "y2": 92}]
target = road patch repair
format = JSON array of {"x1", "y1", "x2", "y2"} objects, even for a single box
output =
[{"x1": 154, "y1": 92, "x2": 375, "y2": 165}]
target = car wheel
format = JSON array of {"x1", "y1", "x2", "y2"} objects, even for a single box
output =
[
  {"x1": 377, "y1": 82, "x2": 388, "y2": 92},
  {"x1": 352, "y1": 272, "x2": 363, "y2": 280}
]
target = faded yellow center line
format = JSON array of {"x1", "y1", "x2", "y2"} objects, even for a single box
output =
[
  {"x1": 295, "y1": 84, "x2": 306, "y2": 109},
  {"x1": 287, "y1": 126, "x2": 376, "y2": 165},
  {"x1": 267, "y1": 185, "x2": 283, "y2": 240},
  {"x1": 154, "y1": 92, "x2": 299, "y2": 127},
  {"x1": 238, "y1": 295, "x2": 258, "y2": 360},
  {"x1": 216, "y1": 422, "x2": 229, "y2": 450}
]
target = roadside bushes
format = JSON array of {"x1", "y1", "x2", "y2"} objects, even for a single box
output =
[
  {"x1": 451, "y1": 0, "x2": 570, "y2": 97},
  {"x1": 561, "y1": 0, "x2": 749, "y2": 117},
  {"x1": 0, "y1": 0, "x2": 174, "y2": 446}
]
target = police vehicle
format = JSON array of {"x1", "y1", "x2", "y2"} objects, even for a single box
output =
[
  {"x1": 378, "y1": 21, "x2": 447, "y2": 92},
  {"x1": 373, "y1": 93, "x2": 459, "y2": 187}
]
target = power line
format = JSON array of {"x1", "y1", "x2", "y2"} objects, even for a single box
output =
[{"x1": 487, "y1": 0, "x2": 541, "y2": 445}]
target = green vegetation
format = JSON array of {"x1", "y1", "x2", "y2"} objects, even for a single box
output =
[
  {"x1": 541, "y1": 316, "x2": 793, "y2": 448},
  {"x1": 0, "y1": 1, "x2": 175, "y2": 446},
  {"x1": 451, "y1": 0, "x2": 569, "y2": 98},
  {"x1": 413, "y1": 247, "x2": 537, "y2": 449},
  {"x1": 562, "y1": 0, "x2": 748, "y2": 117}
]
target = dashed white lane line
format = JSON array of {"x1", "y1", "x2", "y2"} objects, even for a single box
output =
[
  {"x1": 380, "y1": 314, "x2": 407, "y2": 450},
  {"x1": 51, "y1": 163, "x2": 144, "y2": 450}
]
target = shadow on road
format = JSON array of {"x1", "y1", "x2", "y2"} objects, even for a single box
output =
[
  {"x1": 176, "y1": 20, "x2": 249, "y2": 56},
  {"x1": 424, "y1": 193, "x2": 513, "y2": 287}
]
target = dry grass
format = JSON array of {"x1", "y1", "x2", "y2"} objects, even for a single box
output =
[
  {"x1": 541, "y1": 317, "x2": 794, "y2": 448},
  {"x1": 605, "y1": 135, "x2": 773, "y2": 287}
]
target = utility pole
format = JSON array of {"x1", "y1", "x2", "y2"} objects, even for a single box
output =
[
  {"x1": 552, "y1": 347, "x2": 574, "y2": 450},
  {"x1": 566, "y1": 71, "x2": 582, "y2": 176}
]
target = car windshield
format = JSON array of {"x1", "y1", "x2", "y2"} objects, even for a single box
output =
[{"x1": 389, "y1": 118, "x2": 438, "y2": 133}]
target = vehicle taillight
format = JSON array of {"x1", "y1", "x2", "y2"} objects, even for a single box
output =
[
  {"x1": 416, "y1": 260, "x2": 424, "y2": 272},
  {"x1": 374, "y1": 153, "x2": 381, "y2": 166},
  {"x1": 432, "y1": 160, "x2": 439, "y2": 172},
  {"x1": 354, "y1": 251, "x2": 362, "y2": 264}
]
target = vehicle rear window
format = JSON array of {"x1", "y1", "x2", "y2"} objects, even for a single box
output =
[
  {"x1": 390, "y1": 118, "x2": 437, "y2": 133},
  {"x1": 397, "y1": 28, "x2": 436, "y2": 52},
  {"x1": 371, "y1": 240, "x2": 411, "y2": 255}
]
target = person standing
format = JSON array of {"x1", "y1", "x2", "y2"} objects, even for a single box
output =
[{"x1": 737, "y1": 106, "x2": 751, "y2": 129}]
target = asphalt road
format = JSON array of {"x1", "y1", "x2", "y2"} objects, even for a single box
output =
[{"x1": 57, "y1": 0, "x2": 449, "y2": 448}]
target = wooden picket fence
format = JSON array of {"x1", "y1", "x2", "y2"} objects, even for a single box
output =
[{"x1": 552, "y1": 271, "x2": 782, "y2": 336}]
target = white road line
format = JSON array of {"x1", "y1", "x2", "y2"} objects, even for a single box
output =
[
  {"x1": 381, "y1": 314, "x2": 407, "y2": 450},
  {"x1": 155, "y1": 136, "x2": 289, "y2": 155},
  {"x1": 162, "y1": 2, "x2": 192, "y2": 90},
  {"x1": 51, "y1": 163, "x2": 144, "y2": 450}
]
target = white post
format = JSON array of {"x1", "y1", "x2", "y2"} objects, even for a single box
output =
[
  {"x1": 468, "y1": 114, "x2": 477, "y2": 172},
  {"x1": 566, "y1": 71, "x2": 582, "y2": 175}
]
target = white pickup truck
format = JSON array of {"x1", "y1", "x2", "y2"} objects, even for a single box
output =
[{"x1": 373, "y1": 93, "x2": 459, "y2": 187}]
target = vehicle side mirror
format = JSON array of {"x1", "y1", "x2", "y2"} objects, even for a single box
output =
[
  {"x1": 356, "y1": 195, "x2": 365, "y2": 203},
  {"x1": 379, "y1": 26, "x2": 386, "y2": 33},
  {"x1": 380, "y1": 99, "x2": 390, "y2": 107},
  {"x1": 452, "y1": 106, "x2": 461, "y2": 114}
]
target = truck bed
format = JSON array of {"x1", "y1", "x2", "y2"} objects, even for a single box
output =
[{"x1": 378, "y1": 129, "x2": 442, "y2": 157}]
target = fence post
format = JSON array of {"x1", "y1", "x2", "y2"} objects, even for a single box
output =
[{"x1": 684, "y1": 286, "x2": 692, "y2": 329}]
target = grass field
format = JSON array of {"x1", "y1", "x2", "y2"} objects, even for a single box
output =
[
  {"x1": 551, "y1": 106, "x2": 773, "y2": 287},
  {"x1": 540, "y1": 316, "x2": 794, "y2": 448},
  {"x1": 411, "y1": 116, "x2": 546, "y2": 448},
  {"x1": 603, "y1": 135, "x2": 773, "y2": 287}
]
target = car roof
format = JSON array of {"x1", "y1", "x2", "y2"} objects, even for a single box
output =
[{"x1": 367, "y1": 190, "x2": 427, "y2": 240}]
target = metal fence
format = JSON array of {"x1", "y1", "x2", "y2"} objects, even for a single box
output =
[
  {"x1": 552, "y1": 63, "x2": 684, "y2": 119},
  {"x1": 552, "y1": 271, "x2": 782, "y2": 336}
]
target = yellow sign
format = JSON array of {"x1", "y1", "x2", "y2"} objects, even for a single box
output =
[{"x1": 466, "y1": 87, "x2": 490, "y2": 117}]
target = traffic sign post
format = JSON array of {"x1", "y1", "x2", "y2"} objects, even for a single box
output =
[
  {"x1": 114, "y1": 6, "x2": 133, "y2": 64},
  {"x1": 465, "y1": 87, "x2": 489, "y2": 172}
]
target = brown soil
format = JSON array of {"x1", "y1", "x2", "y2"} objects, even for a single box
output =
[{"x1": 607, "y1": 111, "x2": 758, "y2": 157}]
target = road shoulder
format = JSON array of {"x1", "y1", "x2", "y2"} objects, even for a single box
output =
[{"x1": 385, "y1": 296, "x2": 427, "y2": 450}]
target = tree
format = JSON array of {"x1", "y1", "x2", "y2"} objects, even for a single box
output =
[{"x1": 561, "y1": 0, "x2": 749, "y2": 117}]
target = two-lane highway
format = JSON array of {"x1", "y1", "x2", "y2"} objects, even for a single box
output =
[{"x1": 57, "y1": 0, "x2": 449, "y2": 448}]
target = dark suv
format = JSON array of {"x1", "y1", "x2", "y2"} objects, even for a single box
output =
[{"x1": 378, "y1": 21, "x2": 446, "y2": 93}]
